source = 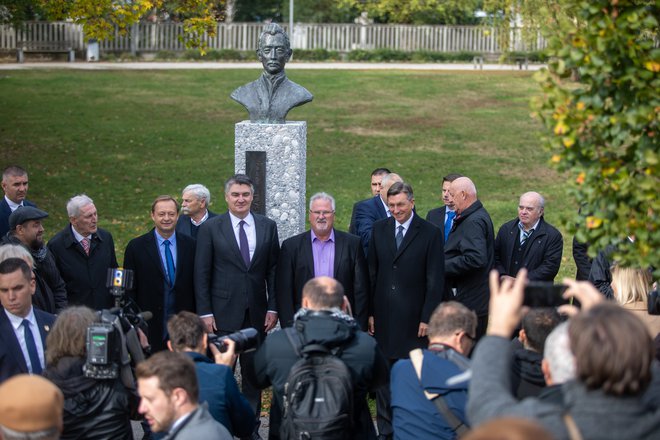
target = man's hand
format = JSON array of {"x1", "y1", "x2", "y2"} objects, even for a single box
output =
[
  {"x1": 418, "y1": 322, "x2": 428, "y2": 338},
  {"x1": 487, "y1": 268, "x2": 527, "y2": 338},
  {"x1": 136, "y1": 327, "x2": 150, "y2": 349},
  {"x1": 264, "y1": 311, "x2": 278, "y2": 332},
  {"x1": 209, "y1": 338, "x2": 237, "y2": 368},
  {"x1": 368, "y1": 316, "x2": 375, "y2": 336},
  {"x1": 558, "y1": 278, "x2": 604, "y2": 316},
  {"x1": 202, "y1": 316, "x2": 216, "y2": 333},
  {"x1": 500, "y1": 274, "x2": 516, "y2": 283}
]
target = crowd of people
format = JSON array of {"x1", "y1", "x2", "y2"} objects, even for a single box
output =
[{"x1": 0, "y1": 164, "x2": 659, "y2": 440}]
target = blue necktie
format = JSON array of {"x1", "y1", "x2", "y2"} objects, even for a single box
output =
[
  {"x1": 396, "y1": 225, "x2": 404, "y2": 249},
  {"x1": 163, "y1": 239, "x2": 175, "y2": 287},
  {"x1": 22, "y1": 319, "x2": 42, "y2": 374},
  {"x1": 239, "y1": 220, "x2": 251, "y2": 267},
  {"x1": 444, "y1": 210, "x2": 456, "y2": 242}
]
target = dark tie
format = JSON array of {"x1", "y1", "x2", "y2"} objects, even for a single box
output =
[
  {"x1": 239, "y1": 220, "x2": 251, "y2": 267},
  {"x1": 395, "y1": 225, "x2": 404, "y2": 249},
  {"x1": 444, "y1": 211, "x2": 456, "y2": 242},
  {"x1": 163, "y1": 239, "x2": 175, "y2": 286},
  {"x1": 22, "y1": 319, "x2": 42, "y2": 374}
]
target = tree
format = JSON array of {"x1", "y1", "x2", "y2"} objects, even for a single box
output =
[
  {"x1": 531, "y1": 0, "x2": 659, "y2": 272},
  {"x1": 0, "y1": 0, "x2": 46, "y2": 27},
  {"x1": 337, "y1": 0, "x2": 481, "y2": 25}
]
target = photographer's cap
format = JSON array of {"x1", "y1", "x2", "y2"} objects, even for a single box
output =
[
  {"x1": 0, "y1": 374, "x2": 63, "y2": 432},
  {"x1": 8, "y1": 206, "x2": 49, "y2": 231}
]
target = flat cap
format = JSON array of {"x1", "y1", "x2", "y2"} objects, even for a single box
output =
[
  {"x1": 0, "y1": 374, "x2": 63, "y2": 432},
  {"x1": 8, "y1": 206, "x2": 48, "y2": 230}
]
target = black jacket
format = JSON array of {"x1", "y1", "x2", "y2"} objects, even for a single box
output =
[
  {"x1": 254, "y1": 310, "x2": 389, "y2": 439},
  {"x1": 511, "y1": 344, "x2": 546, "y2": 399},
  {"x1": 43, "y1": 357, "x2": 134, "y2": 440}
]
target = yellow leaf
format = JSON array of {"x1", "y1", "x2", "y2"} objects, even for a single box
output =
[
  {"x1": 586, "y1": 216, "x2": 603, "y2": 229},
  {"x1": 576, "y1": 102, "x2": 585, "y2": 111},
  {"x1": 554, "y1": 121, "x2": 569, "y2": 135},
  {"x1": 563, "y1": 137, "x2": 575, "y2": 148},
  {"x1": 645, "y1": 61, "x2": 660, "y2": 72},
  {"x1": 576, "y1": 172, "x2": 585, "y2": 184},
  {"x1": 551, "y1": 154, "x2": 562, "y2": 163}
]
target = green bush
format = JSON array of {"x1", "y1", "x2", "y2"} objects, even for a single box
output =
[
  {"x1": 155, "y1": 50, "x2": 178, "y2": 61},
  {"x1": 293, "y1": 49, "x2": 341, "y2": 61}
]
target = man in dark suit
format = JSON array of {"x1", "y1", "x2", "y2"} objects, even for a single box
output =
[
  {"x1": 426, "y1": 172, "x2": 463, "y2": 242},
  {"x1": 175, "y1": 183, "x2": 217, "y2": 239},
  {"x1": 349, "y1": 167, "x2": 390, "y2": 234},
  {"x1": 277, "y1": 192, "x2": 369, "y2": 330},
  {"x1": 0, "y1": 166, "x2": 36, "y2": 238},
  {"x1": 369, "y1": 182, "x2": 445, "y2": 440},
  {"x1": 124, "y1": 196, "x2": 196, "y2": 353},
  {"x1": 48, "y1": 194, "x2": 118, "y2": 310},
  {"x1": 444, "y1": 177, "x2": 495, "y2": 340},
  {"x1": 494, "y1": 191, "x2": 563, "y2": 282},
  {"x1": 0, "y1": 258, "x2": 56, "y2": 383},
  {"x1": 195, "y1": 174, "x2": 279, "y2": 435},
  {"x1": 353, "y1": 172, "x2": 402, "y2": 256}
]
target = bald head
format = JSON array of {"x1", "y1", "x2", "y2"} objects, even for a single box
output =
[
  {"x1": 449, "y1": 177, "x2": 478, "y2": 214},
  {"x1": 379, "y1": 173, "x2": 403, "y2": 204},
  {"x1": 518, "y1": 191, "x2": 545, "y2": 230},
  {"x1": 302, "y1": 276, "x2": 345, "y2": 310}
]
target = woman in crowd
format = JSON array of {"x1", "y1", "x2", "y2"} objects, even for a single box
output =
[{"x1": 611, "y1": 265, "x2": 660, "y2": 338}]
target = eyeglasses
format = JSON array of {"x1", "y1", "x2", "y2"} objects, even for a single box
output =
[
  {"x1": 459, "y1": 331, "x2": 476, "y2": 343},
  {"x1": 310, "y1": 210, "x2": 335, "y2": 216}
]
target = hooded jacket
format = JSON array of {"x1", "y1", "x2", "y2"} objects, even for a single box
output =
[{"x1": 511, "y1": 346, "x2": 546, "y2": 399}]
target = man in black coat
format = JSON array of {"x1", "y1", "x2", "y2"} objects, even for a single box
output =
[
  {"x1": 194, "y1": 174, "x2": 279, "y2": 433},
  {"x1": 124, "y1": 196, "x2": 196, "y2": 353},
  {"x1": 0, "y1": 166, "x2": 36, "y2": 238},
  {"x1": 444, "y1": 177, "x2": 494, "y2": 340},
  {"x1": 426, "y1": 172, "x2": 463, "y2": 242},
  {"x1": 175, "y1": 183, "x2": 217, "y2": 239},
  {"x1": 369, "y1": 182, "x2": 445, "y2": 439},
  {"x1": 494, "y1": 191, "x2": 563, "y2": 282},
  {"x1": 277, "y1": 192, "x2": 369, "y2": 330},
  {"x1": 48, "y1": 194, "x2": 118, "y2": 310}
]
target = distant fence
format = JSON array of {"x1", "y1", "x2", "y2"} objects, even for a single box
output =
[{"x1": 0, "y1": 21, "x2": 547, "y2": 53}]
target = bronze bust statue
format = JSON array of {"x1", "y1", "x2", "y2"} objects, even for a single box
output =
[{"x1": 230, "y1": 23, "x2": 313, "y2": 124}]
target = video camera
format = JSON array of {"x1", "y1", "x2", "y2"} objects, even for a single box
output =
[{"x1": 208, "y1": 328, "x2": 259, "y2": 354}]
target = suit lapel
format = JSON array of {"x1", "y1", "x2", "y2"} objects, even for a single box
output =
[
  {"x1": 252, "y1": 214, "x2": 267, "y2": 270},
  {"x1": 333, "y1": 230, "x2": 345, "y2": 276},
  {"x1": 395, "y1": 215, "x2": 420, "y2": 260},
  {"x1": 220, "y1": 214, "x2": 244, "y2": 267},
  {"x1": 374, "y1": 196, "x2": 387, "y2": 219},
  {"x1": 301, "y1": 231, "x2": 315, "y2": 279},
  {"x1": 0, "y1": 311, "x2": 29, "y2": 373},
  {"x1": 522, "y1": 220, "x2": 546, "y2": 260},
  {"x1": 35, "y1": 311, "x2": 52, "y2": 348},
  {"x1": 146, "y1": 231, "x2": 167, "y2": 282}
]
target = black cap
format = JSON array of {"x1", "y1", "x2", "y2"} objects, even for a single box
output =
[{"x1": 8, "y1": 206, "x2": 49, "y2": 230}]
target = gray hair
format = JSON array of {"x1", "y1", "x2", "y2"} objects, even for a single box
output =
[
  {"x1": 0, "y1": 244, "x2": 34, "y2": 268},
  {"x1": 258, "y1": 23, "x2": 291, "y2": 53},
  {"x1": 0, "y1": 426, "x2": 60, "y2": 440},
  {"x1": 428, "y1": 301, "x2": 477, "y2": 339},
  {"x1": 2, "y1": 166, "x2": 27, "y2": 181},
  {"x1": 224, "y1": 174, "x2": 254, "y2": 195},
  {"x1": 182, "y1": 184, "x2": 211, "y2": 207},
  {"x1": 309, "y1": 192, "x2": 336, "y2": 211},
  {"x1": 66, "y1": 194, "x2": 94, "y2": 218},
  {"x1": 543, "y1": 322, "x2": 576, "y2": 384},
  {"x1": 380, "y1": 173, "x2": 402, "y2": 189}
]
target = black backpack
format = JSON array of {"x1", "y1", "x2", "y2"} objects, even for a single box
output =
[{"x1": 280, "y1": 327, "x2": 354, "y2": 440}]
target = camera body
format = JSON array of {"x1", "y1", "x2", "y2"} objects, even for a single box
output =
[{"x1": 208, "y1": 328, "x2": 259, "y2": 354}]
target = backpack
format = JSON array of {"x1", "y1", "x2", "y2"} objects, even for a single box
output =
[{"x1": 280, "y1": 327, "x2": 354, "y2": 440}]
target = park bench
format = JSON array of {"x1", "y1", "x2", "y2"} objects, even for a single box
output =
[{"x1": 16, "y1": 40, "x2": 76, "y2": 63}]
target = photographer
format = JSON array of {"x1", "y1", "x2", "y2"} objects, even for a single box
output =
[
  {"x1": 43, "y1": 306, "x2": 136, "y2": 440},
  {"x1": 166, "y1": 311, "x2": 255, "y2": 438}
]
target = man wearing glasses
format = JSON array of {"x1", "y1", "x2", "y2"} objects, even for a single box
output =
[{"x1": 276, "y1": 192, "x2": 369, "y2": 330}]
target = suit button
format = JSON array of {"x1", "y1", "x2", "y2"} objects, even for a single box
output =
[
  {"x1": 391, "y1": 285, "x2": 396, "y2": 290},
  {"x1": 393, "y1": 265, "x2": 397, "y2": 269},
  {"x1": 514, "y1": 261, "x2": 519, "y2": 265}
]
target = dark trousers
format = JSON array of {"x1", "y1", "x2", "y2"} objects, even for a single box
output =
[{"x1": 375, "y1": 358, "x2": 397, "y2": 439}]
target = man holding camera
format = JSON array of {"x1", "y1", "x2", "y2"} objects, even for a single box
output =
[{"x1": 166, "y1": 311, "x2": 255, "y2": 438}]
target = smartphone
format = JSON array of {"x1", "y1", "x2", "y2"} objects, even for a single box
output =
[{"x1": 523, "y1": 282, "x2": 569, "y2": 308}]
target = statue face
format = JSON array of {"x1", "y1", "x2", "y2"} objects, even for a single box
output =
[{"x1": 258, "y1": 33, "x2": 290, "y2": 75}]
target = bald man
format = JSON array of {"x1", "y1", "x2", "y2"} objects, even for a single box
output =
[
  {"x1": 494, "y1": 191, "x2": 563, "y2": 282},
  {"x1": 444, "y1": 177, "x2": 494, "y2": 339}
]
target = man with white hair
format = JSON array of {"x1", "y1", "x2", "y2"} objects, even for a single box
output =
[
  {"x1": 48, "y1": 194, "x2": 118, "y2": 309},
  {"x1": 176, "y1": 183, "x2": 217, "y2": 239},
  {"x1": 494, "y1": 191, "x2": 563, "y2": 282}
]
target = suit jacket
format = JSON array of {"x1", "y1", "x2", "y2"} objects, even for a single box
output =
[
  {"x1": 175, "y1": 210, "x2": 217, "y2": 239},
  {"x1": 164, "y1": 405, "x2": 232, "y2": 440},
  {"x1": 425, "y1": 205, "x2": 447, "y2": 229},
  {"x1": 48, "y1": 225, "x2": 118, "y2": 310},
  {"x1": 353, "y1": 196, "x2": 388, "y2": 256},
  {"x1": 276, "y1": 229, "x2": 370, "y2": 330},
  {"x1": 123, "y1": 230, "x2": 196, "y2": 352},
  {"x1": 444, "y1": 200, "x2": 494, "y2": 316},
  {"x1": 230, "y1": 73, "x2": 313, "y2": 123},
  {"x1": 0, "y1": 308, "x2": 55, "y2": 383},
  {"x1": 368, "y1": 214, "x2": 444, "y2": 359},
  {"x1": 0, "y1": 198, "x2": 36, "y2": 238},
  {"x1": 494, "y1": 217, "x2": 563, "y2": 282},
  {"x1": 194, "y1": 212, "x2": 279, "y2": 333}
]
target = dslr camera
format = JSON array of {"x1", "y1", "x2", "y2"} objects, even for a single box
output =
[{"x1": 208, "y1": 328, "x2": 259, "y2": 354}]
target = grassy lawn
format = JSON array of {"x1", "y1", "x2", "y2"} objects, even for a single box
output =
[{"x1": 0, "y1": 68, "x2": 576, "y2": 278}]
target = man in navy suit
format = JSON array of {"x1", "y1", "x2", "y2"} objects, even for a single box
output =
[
  {"x1": 352, "y1": 173, "x2": 402, "y2": 256},
  {"x1": 0, "y1": 258, "x2": 56, "y2": 383},
  {"x1": 349, "y1": 167, "x2": 391, "y2": 234},
  {"x1": 124, "y1": 196, "x2": 196, "y2": 353},
  {"x1": 277, "y1": 192, "x2": 370, "y2": 330},
  {"x1": 426, "y1": 173, "x2": 463, "y2": 242},
  {"x1": 0, "y1": 166, "x2": 36, "y2": 238},
  {"x1": 175, "y1": 183, "x2": 217, "y2": 239}
]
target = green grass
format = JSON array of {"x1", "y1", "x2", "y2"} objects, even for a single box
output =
[{"x1": 0, "y1": 68, "x2": 576, "y2": 278}]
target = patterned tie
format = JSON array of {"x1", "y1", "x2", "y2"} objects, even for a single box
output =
[
  {"x1": 395, "y1": 225, "x2": 404, "y2": 249},
  {"x1": 22, "y1": 319, "x2": 42, "y2": 374},
  {"x1": 163, "y1": 239, "x2": 175, "y2": 287},
  {"x1": 444, "y1": 211, "x2": 456, "y2": 242},
  {"x1": 81, "y1": 237, "x2": 90, "y2": 255},
  {"x1": 521, "y1": 229, "x2": 533, "y2": 246},
  {"x1": 239, "y1": 220, "x2": 251, "y2": 267}
]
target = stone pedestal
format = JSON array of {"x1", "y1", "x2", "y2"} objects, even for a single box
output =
[{"x1": 235, "y1": 121, "x2": 306, "y2": 242}]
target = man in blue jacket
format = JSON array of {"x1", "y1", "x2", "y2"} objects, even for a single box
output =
[{"x1": 391, "y1": 301, "x2": 476, "y2": 440}]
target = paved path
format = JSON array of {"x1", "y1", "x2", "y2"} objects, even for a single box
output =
[{"x1": 0, "y1": 61, "x2": 544, "y2": 71}]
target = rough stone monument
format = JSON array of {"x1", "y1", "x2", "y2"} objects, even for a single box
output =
[{"x1": 231, "y1": 23, "x2": 313, "y2": 242}]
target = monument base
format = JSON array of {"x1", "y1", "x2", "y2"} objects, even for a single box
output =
[{"x1": 235, "y1": 121, "x2": 306, "y2": 242}]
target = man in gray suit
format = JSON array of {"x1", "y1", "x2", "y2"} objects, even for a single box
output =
[
  {"x1": 194, "y1": 174, "x2": 279, "y2": 436},
  {"x1": 136, "y1": 351, "x2": 232, "y2": 440}
]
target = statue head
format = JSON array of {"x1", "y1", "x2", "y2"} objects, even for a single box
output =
[{"x1": 257, "y1": 23, "x2": 292, "y2": 76}]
